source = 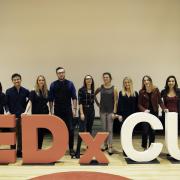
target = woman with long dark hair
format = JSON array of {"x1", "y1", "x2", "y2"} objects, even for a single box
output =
[
  {"x1": 161, "y1": 75, "x2": 180, "y2": 113},
  {"x1": 75, "y1": 75, "x2": 95, "y2": 158}
]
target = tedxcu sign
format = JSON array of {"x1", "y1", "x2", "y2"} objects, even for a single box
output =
[{"x1": 0, "y1": 112, "x2": 179, "y2": 164}]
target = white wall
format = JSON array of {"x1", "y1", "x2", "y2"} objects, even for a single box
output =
[{"x1": 0, "y1": 0, "x2": 180, "y2": 106}]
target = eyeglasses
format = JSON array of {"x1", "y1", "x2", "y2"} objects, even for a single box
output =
[{"x1": 85, "y1": 78, "x2": 92, "y2": 80}]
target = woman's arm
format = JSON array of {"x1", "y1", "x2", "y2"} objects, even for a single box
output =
[
  {"x1": 23, "y1": 100, "x2": 32, "y2": 114},
  {"x1": 157, "y1": 89, "x2": 166, "y2": 111},
  {"x1": 138, "y1": 91, "x2": 147, "y2": 112},
  {"x1": 79, "y1": 104, "x2": 85, "y2": 120},
  {"x1": 113, "y1": 87, "x2": 118, "y2": 113},
  {"x1": 94, "y1": 87, "x2": 101, "y2": 107}
]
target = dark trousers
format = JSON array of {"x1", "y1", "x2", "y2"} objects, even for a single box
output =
[
  {"x1": 10, "y1": 119, "x2": 43, "y2": 153},
  {"x1": 76, "y1": 107, "x2": 95, "y2": 154},
  {"x1": 38, "y1": 129, "x2": 44, "y2": 149},
  {"x1": 55, "y1": 110, "x2": 74, "y2": 150},
  {"x1": 10, "y1": 118, "x2": 22, "y2": 155},
  {"x1": 141, "y1": 122, "x2": 155, "y2": 148}
]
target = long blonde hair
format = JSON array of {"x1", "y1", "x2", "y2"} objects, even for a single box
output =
[
  {"x1": 34, "y1": 75, "x2": 48, "y2": 98},
  {"x1": 122, "y1": 77, "x2": 135, "y2": 96}
]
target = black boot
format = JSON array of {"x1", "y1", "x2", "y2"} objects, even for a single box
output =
[
  {"x1": 75, "y1": 151, "x2": 80, "y2": 159},
  {"x1": 70, "y1": 149, "x2": 75, "y2": 157}
]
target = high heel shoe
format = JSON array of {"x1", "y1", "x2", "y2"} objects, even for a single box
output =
[
  {"x1": 101, "y1": 144, "x2": 108, "y2": 151},
  {"x1": 108, "y1": 147, "x2": 113, "y2": 155}
]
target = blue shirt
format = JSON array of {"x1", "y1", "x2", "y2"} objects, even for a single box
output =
[
  {"x1": 50, "y1": 79, "x2": 77, "y2": 111},
  {"x1": 6, "y1": 86, "x2": 29, "y2": 117}
]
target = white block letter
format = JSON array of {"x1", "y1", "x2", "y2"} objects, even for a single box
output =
[
  {"x1": 121, "y1": 112, "x2": 163, "y2": 162},
  {"x1": 165, "y1": 112, "x2": 180, "y2": 160}
]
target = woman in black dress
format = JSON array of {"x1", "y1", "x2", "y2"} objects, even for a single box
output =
[
  {"x1": 117, "y1": 77, "x2": 138, "y2": 156},
  {"x1": 117, "y1": 77, "x2": 138, "y2": 121},
  {"x1": 23, "y1": 75, "x2": 50, "y2": 149}
]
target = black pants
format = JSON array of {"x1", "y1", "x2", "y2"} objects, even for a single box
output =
[
  {"x1": 10, "y1": 118, "x2": 22, "y2": 155},
  {"x1": 76, "y1": 107, "x2": 95, "y2": 154},
  {"x1": 141, "y1": 122, "x2": 155, "y2": 148},
  {"x1": 141, "y1": 112, "x2": 158, "y2": 149},
  {"x1": 11, "y1": 118, "x2": 44, "y2": 152},
  {"x1": 38, "y1": 129, "x2": 44, "y2": 149},
  {"x1": 55, "y1": 110, "x2": 74, "y2": 150}
]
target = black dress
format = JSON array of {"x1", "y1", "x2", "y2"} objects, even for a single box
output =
[
  {"x1": 29, "y1": 90, "x2": 50, "y2": 149},
  {"x1": 117, "y1": 91, "x2": 138, "y2": 120}
]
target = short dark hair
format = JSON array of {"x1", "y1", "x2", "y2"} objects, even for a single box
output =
[
  {"x1": 103, "y1": 72, "x2": 112, "y2": 80},
  {"x1": 56, "y1": 67, "x2": 65, "y2": 73},
  {"x1": 0, "y1": 82, "x2": 2, "y2": 93},
  {"x1": 11, "y1": 73, "x2": 21, "y2": 81}
]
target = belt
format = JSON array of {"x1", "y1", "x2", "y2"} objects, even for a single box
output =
[{"x1": 83, "y1": 105, "x2": 94, "y2": 108}]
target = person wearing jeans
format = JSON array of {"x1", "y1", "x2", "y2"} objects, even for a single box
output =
[
  {"x1": 75, "y1": 75, "x2": 95, "y2": 159},
  {"x1": 95, "y1": 72, "x2": 118, "y2": 155}
]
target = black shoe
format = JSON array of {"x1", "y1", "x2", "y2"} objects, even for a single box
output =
[
  {"x1": 69, "y1": 149, "x2": 75, "y2": 156},
  {"x1": 123, "y1": 151, "x2": 127, "y2": 157},
  {"x1": 75, "y1": 152, "x2": 80, "y2": 159},
  {"x1": 167, "y1": 153, "x2": 171, "y2": 157},
  {"x1": 17, "y1": 151, "x2": 22, "y2": 158},
  {"x1": 10, "y1": 145, "x2": 16, "y2": 149}
]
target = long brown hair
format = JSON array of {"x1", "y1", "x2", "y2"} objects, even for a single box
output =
[
  {"x1": 141, "y1": 75, "x2": 156, "y2": 91},
  {"x1": 83, "y1": 75, "x2": 94, "y2": 93}
]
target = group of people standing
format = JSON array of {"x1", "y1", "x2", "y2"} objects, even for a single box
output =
[{"x1": 0, "y1": 67, "x2": 180, "y2": 159}]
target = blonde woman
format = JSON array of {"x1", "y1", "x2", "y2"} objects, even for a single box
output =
[
  {"x1": 23, "y1": 75, "x2": 51, "y2": 149},
  {"x1": 138, "y1": 75, "x2": 167, "y2": 150},
  {"x1": 117, "y1": 77, "x2": 138, "y2": 156},
  {"x1": 95, "y1": 72, "x2": 118, "y2": 155},
  {"x1": 117, "y1": 77, "x2": 138, "y2": 120}
]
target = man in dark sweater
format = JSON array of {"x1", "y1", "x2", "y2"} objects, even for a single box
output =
[
  {"x1": 50, "y1": 67, "x2": 77, "y2": 156},
  {"x1": 6, "y1": 73, "x2": 29, "y2": 157}
]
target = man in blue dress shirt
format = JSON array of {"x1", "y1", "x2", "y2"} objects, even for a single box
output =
[
  {"x1": 50, "y1": 67, "x2": 77, "y2": 156},
  {"x1": 6, "y1": 73, "x2": 29, "y2": 157}
]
